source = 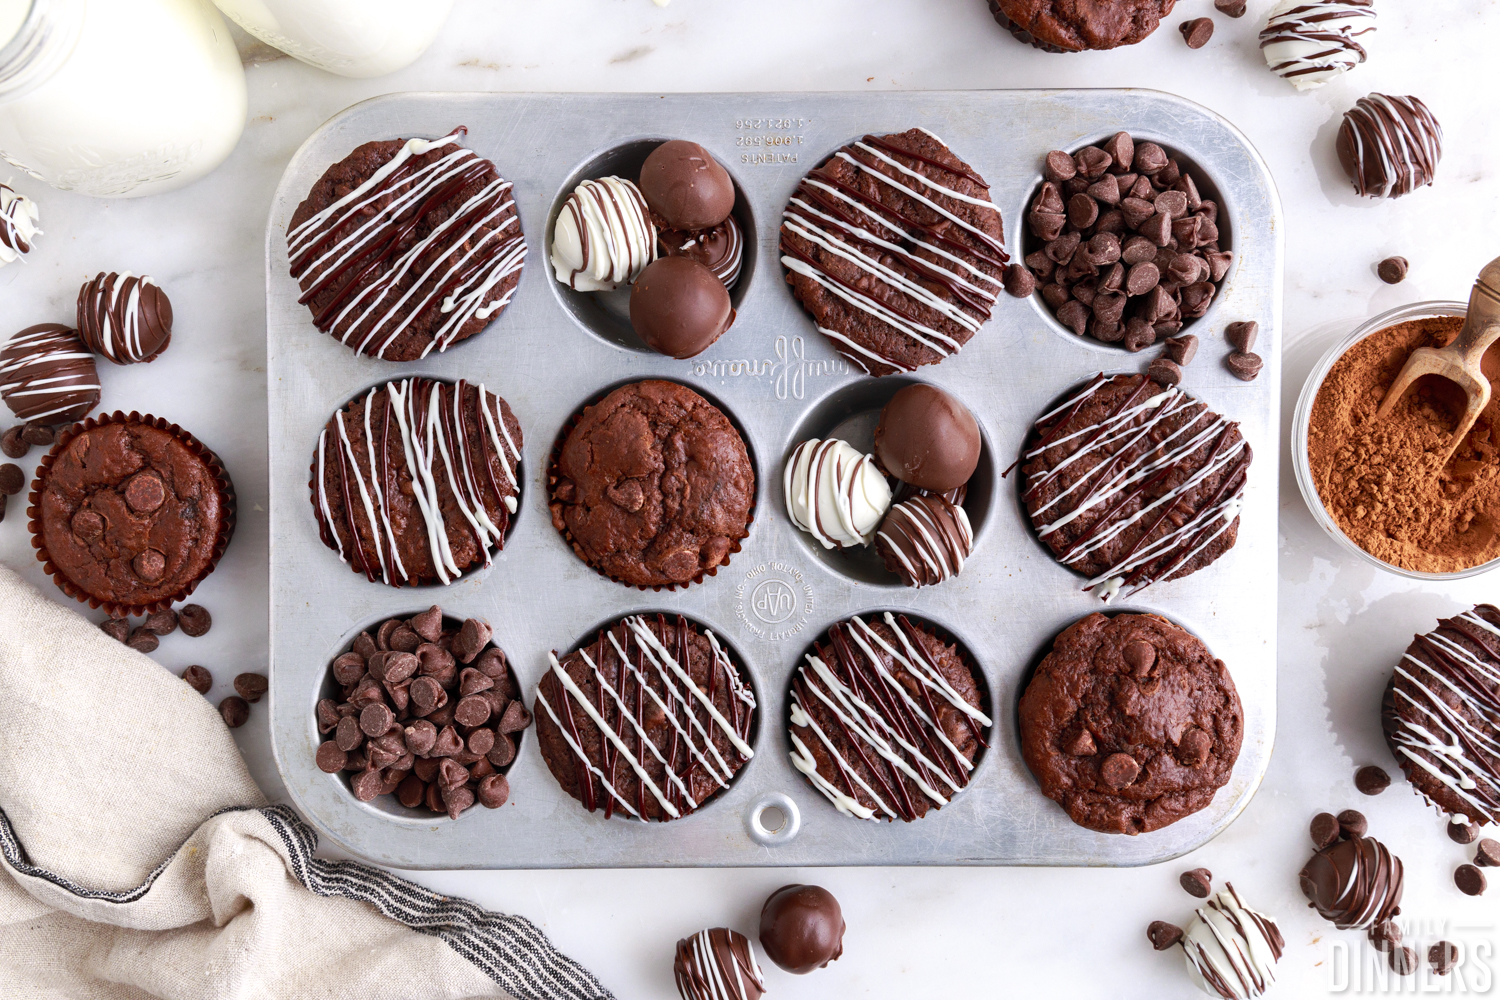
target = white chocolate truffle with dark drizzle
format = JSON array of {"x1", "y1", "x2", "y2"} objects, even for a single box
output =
[
  {"x1": 784, "y1": 437, "x2": 892, "y2": 549},
  {"x1": 0, "y1": 323, "x2": 100, "y2": 423},
  {"x1": 1259, "y1": 1, "x2": 1376, "y2": 91},
  {"x1": 551, "y1": 176, "x2": 656, "y2": 291},
  {"x1": 76, "y1": 271, "x2": 173, "y2": 365},
  {"x1": 1180, "y1": 884, "x2": 1285, "y2": 999},
  {"x1": 0, "y1": 182, "x2": 40, "y2": 266}
]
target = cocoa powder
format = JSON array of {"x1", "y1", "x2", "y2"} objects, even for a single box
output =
[{"x1": 1308, "y1": 315, "x2": 1500, "y2": 573}]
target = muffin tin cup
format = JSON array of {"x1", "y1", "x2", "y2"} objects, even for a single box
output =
[
  {"x1": 28, "y1": 410, "x2": 237, "y2": 618},
  {"x1": 1290, "y1": 299, "x2": 1492, "y2": 581},
  {"x1": 266, "y1": 90, "x2": 1280, "y2": 869}
]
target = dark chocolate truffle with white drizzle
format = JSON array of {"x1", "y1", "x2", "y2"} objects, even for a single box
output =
[
  {"x1": 77, "y1": 271, "x2": 172, "y2": 364},
  {"x1": 874, "y1": 493, "x2": 972, "y2": 587},
  {"x1": 674, "y1": 928, "x2": 765, "y2": 1000},
  {"x1": 659, "y1": 214, "x2": 744, "y2": 290},
  {"x1": 759, "y1": 883, "x2": 846, "y2": 975},
  {"x1": 0, "y1": 323, "x2": 100, "y2": 422},
  {"x1": 1336, "y1": 94, "x2": 1442, "y2": 199},
  {"x1": 1300, "y1": 829, "x2": 1404, "y2": 932}
]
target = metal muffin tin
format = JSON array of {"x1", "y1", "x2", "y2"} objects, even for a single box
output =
[{"x1": 266, "y1": 90, "x2": 1282, "y2": 869}]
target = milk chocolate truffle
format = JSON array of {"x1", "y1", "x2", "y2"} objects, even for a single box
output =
[
  {"x1": 759, "y1": 884, "x2": 846, "y2": 975},
  {"x1": 0, "y1": 324, "x2": 100, "y2": 423},
  {"x1": 0, "y1": 182, "x2": 40, "y2": 266},
  {"x1": 1337, "y1": 94, "x2": 1442, "y2": 199},
  {"x1": 551, "y1": 175, "x2": 656, "y2": 291},
  {"x1": 873, "y1": 383, "x2": 980, "y2": 493},
  {"x1": 640, "y1": 140, "x2": 735, "y2": 232},
  {"x1": 659, "y1": 215, "x2": 744, "y2": 290},
  {"x1": 1300, "y1": 832, "x2": 1404, "y2": 932},
  {"x1": 77, "y1": 271, "x2": 172, "y2": 364},
  {"x1": 674, "y1": 928, "x2": 765, "y2": 1000},
  {"x1": 629, "y1": 256, "x2": 735, "y2": 359}
]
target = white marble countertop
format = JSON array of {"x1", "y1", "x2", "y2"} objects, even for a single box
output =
[{"x1": 2, "y1": 1, "x2": 1498, "y2": 996}]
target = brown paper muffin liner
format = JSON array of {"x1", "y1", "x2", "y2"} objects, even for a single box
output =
[
  {"x1": 28, "y1": 411, "x2": 237, "y2": 618},
  {"x1": 547, "y1": 380, "x2": 757, "y2": 592}
]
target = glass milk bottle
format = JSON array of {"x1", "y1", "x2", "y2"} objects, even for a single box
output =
[
  {"x1": 210, "y1": 0, "x2": 454, "y2": 78},
  {"x1": 0, "y1": 0, "x2": 246, "y2": 198}
]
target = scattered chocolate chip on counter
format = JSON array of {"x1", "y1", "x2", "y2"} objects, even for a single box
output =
[
  {"x1": 1449, "y1": 818, "x2": 1479, "y2": 844},
  {"x1": 1179, "y1": 17, "x2": 1214, "y2": 48},
  {"x1": 1147, "y1": 920, "x2": 1183, "y2": 951},
  {"x1": 1354, "y1": 764, "x2": 1390, "y2": 795},
  {"x1": 126, "y1": 627, "x2": 159, "y2": 653},
  {"x1": 1310, "y1": 811, "x2": 1341, "y2": 849},
  {"x1": 1390, "y1": 944, "x2": 1417, "y2": 976},
  {"x1": 1455, "y1": 863, "x2": 1487, "y2": 896},
  {"x1": 1378, "y1": 256, "x2": 1409, "y2": 284},
  {"x1": 1179, "y1": 867, "x2": 1213, "y2": 898},
  {"x1": 1163, "y1": 333, "x2": 1199, "y2": 365},
  {"x1": 1370, "y1": 919, "x2": 1401, "y2": 952},
  {"x1": 182, "y1": 664, "x2": 213, "y2": 694},
  {"x1": 0, "y1": 463, "x2": 22, "y2": 495},
  {"x1": 1476, "y1": 838, "x2": 1500, "y2": 867},
  {"x1": 1225, "y1": 320, "x2": 1259, "y2": 353},
  {"x1": 1337, "y1": 808, "x2": 1367, "y2": 839},
  {"x1": 1215, "y1": 0, "x2": 1247, "y2": 16},
  {"x1": 100, "y1": 618, "x2": 130, "y2": 642},
  {"x1": 1430, "y1": 941, "x2": 1459, "y2": 976},
  {"x1": 1004, "y1": 262, "x2": 1036, "y2": 297},
  {"x1": 178, "y1": 603, "x2": 212, "y2": 637},
  {"x1": 144, "y1": 608, "x2": 178, "y2": 635},
  {"x1": 1226, "y1": 352, "x2": 1263, "y2": 381},
  {"x1": 1146, "y1": 357, "x2": 1182, "y2": 386},
  {"x1": 220, "y1": 696, "x2": 250, "y2": 728},
  {"x1": 234, "y1": 672, "x2": 269, "y2": 704},
  {"x1": 20, "y1": 420, "x2": 52, "y2": 446},
  {"x1": 1, "y1": 426, "x2": 26, "y2": 458}
]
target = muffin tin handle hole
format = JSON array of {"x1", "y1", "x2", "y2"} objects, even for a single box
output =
[{"x1": 746, "y1": 793, "x2": 801, "y2": 846}]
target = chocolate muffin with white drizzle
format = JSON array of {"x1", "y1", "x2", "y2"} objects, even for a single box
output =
[
  {"x1": 1020, "y1": 372, "x2": 1251, "y2": 601},
  {"x1": 780, "y1": 128, "x2": 1009, "y2": 376},
  {"x1": 287, "y1": 127, "x2": 527, "y2": 362},
  {"x1": 535, "y1": 613, "x2": 757, "y2": 822},
  {"x1": 310, "y1": 377, "x2": 522, "y2": 587},
  {"x1": 789, "y1": 612, "x2": 990, "y2": 822},
  {"x1": 1381, "y1": 604, "x2": 1500, "y2": 827}
]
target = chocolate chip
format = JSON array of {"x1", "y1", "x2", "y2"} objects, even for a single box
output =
[
  {"x1": 452, "y1": 618, "x2": 492, "y2": 664},
  {"x1": 1355, "y1": 765, "x2": 1390, "y2": 795},
  {"x1": 1101, "y1": 752, "x2": 1140, "y2": 788},
  {"x1": 126, "y1": 627, "x2": 159, "y2": 653},
  {"x1": 1179, "y1": 17, "x2": 1213, "y2": 46},
  {"x1": 1147, "y1": 358, "x2": 1182, "y2": 387},
  {"x1": 1225, "y1": 320, "x2": 1259, "y2": 353},
  {"x1": 477, "y1": 773, "x2": 511, "y2": 809},
  {"x1": 375, "y1": 619, "x2": 401, "y2": 651},
  {"x1": 0, "y1": 463, "x2": 21, "y2": 495},
  {"x1": 132, "y1": 549, "x2": 166, "y2": 581},
  {"x1": 178, "y1": 604, "x2": 212, "y2": 636},
  {"x1": 1370, "y1": 919, "x2": 1401, "y2": 952},
  {"x1": 1177, "y1": 728, "x2": 1212, "y2": 767},
  {"x1": 1075, "y1": 146, "x2": 1112, "y2": 180},
  {"x1": 360, "y1": 702, "x2": 394, "y2": 737},
  {"x1": 1087, "y1": 175, "x2": 1121, "y2": 206},
  {"x1": 1164, "y1": 334, "x2": 1199, "y2": 366},
  {"x1": 1310, "y1": 812, "x2": 1341, "y2": 848},
  {"x1": 335, "y1": 716, "x2": 365, "y2": 752},
  {"x1": 350, "y1": 768, "x2": 383, "y2": 802},
  {"x1": 124, "y1": 472, "x2": 165, "y2": 513},
  {"x1": 1214, "y1": 0, "x2": 1246, "y2": 15},
  {"x1": 219, "y1": 696, "x2": 249, "y2": 728},
  {"x1": 458, "y1": 667, "x2": 494, "y2": 697},
  {"x1": 1337, "y1": 809, "x2": 1367, "y2": 840},
  {"x1": 396, "y1": 774, "x2": 426, "y2": 809},
  {"x1": 381, "y1": 651, "x2": 419, "y2": 684},
  {"x1": 20, "y1": 421, "x2": 53, "y2": 446},
  {"x1": 431, "y1": 724, "x2": 464, "y2": 758},
  {"x1": 388, "y1": 625, "x2": 421, "y2": 653},
  {"x1": 316, "y1": 741, "x2": 347, "y2": 773},
  {"x1": 1476, "y1": 838, "x2": 1500, "y2": 867},
  {"x1": 1057, "y1": 299, "x2": 1089, "y2": 337},
  {"x1": 182, "y1": 664, "x2": 212, "y2": 694},
  {"x1": 454, "y1": 694, "x2": 491, "y2": 728},
  {"x1": 331, "y1": 652, "x2": 365, "y2": 686},
  {"x1": 1456, "y1": 864, "x2": 1487, "y2": 896},
  {"x1": 100, "y1": 617, "x2": 130, "y2": 642},
  {"x1": 1449, "y1": 819, "x2": 1479, "y2": 844},
  {"x1": 488, "y1": 734, "x2": 517, "y2": 768},
  {"x1": 1004, "y1": 263, "x2": 1036, "y2": 298},
  {"x1": 0, "y1": 426, "x2": 26, "y2": 459},
  {"x1": 441, "y1": 782, "x2": 474, "y2": 820},
  {"x1": 142, "y1": 609, "x2": 177, "y2": 636},
  {"x1": 1180, "y1": 868, "x2": 1212, "y2": 898},
  {"x1": 1123, "y1": 318, "x2": 1157, "y2": 353},
  {"x1": 1430, "y1": 941, "x2": 1459, "y2": 975},
  {"x1": 1125, "y1": 262, "x2": 1160, "y2": 296},
  {"x1": 497, "y1": 700, "x2": 532, "y2": 734},
  {"x1": 1390, "y1": 944, "x2": 1417, "y2": 976},
  {"x1": 234, "y1": 672, "x2": 269, "y2": 704},
  {"x1": 1226, "y1": 352, "x2": 1263, "y2": 381},
  {"x1": 1122, "y1": 640, "x2": 1157, "y2": 676},
  {"x1": 1064, "y1": 728, "x2": 1096, "y2": 756},
  {"x1": 1030, "y1": 210, "x2": 1066, "y2": 242},
  {"x1": 1044, "y1": 149, "x2": 1077, "y2": 183},
  {"x1": 1147, "y1": 921, "x2": 1183, "y2": 951},
  {"x1": 409, "y1": 604, "x2": 443, "y2": 642},
  {"x1": 1104, "y1": 132, "x2": 1135, "y2": 172},
  {"x1": 1378, "y1": 256, "x2": 1409, "y2": 284}
]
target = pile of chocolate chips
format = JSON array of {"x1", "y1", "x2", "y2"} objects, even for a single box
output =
[
  {"x1": 314, "y1": 606, "x2": 532, "y2": 820},
  {"x1": 0, "y1": 421, "x2": 55, "y2": 523},
  {"x1": 1025, "y1": 133, "x2": 1233, "y2": 351}
]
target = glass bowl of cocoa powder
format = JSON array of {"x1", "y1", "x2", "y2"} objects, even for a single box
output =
[{"x1": 1293, "y1": 300, "x2": 1500, "y2": 579}]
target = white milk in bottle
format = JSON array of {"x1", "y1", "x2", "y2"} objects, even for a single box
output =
[{"x1": 211, "y1": 0, "x2": 454, "y2": 78}]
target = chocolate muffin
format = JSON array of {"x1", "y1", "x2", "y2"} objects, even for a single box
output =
[
  {"x1": 535, "y1": 613, "x2": 757, "y2": 821},
  {"x1": 29, "y1": 413, "x2": 235, "y2": 616},
  {"x1": 989, "y1": 0, "x2": 1178, "y2": 52},
  {"x1": 1020, "y1": 612, "x2": 1242, "y2": 835},
  {"x1": 549, "y1": 380, "x2": 754, "y2": 589},
  {"x1": 287, "y1": 127, "x2": 527, "y2": 362},
  {"x1": 789, "y1": 613, "x2": 991, "y2": 822},
  {"x1": 1021, "y1": 373, "x2": 1251, "y2": 601},
  {"x1": 311, "y1": 378, "x2": 522, "y2": 587},
  {"x1": 1381, "y1": 605, "x2": 1500, "y2": 826},
  {"x1": 780, "y1": 128, "x2": 1008, "y2": 376}
]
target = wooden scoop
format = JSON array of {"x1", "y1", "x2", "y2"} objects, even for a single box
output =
[{"x1": 1376, "y1": 256, "x2": 1500, "y2": 466}]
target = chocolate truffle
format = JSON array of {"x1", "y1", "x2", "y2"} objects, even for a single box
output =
[
  {"x1": 640, "y1": 140, "x2": 735, "y2": 232},
  {"x1": 659, "y1": 214, "x2": 743, "y2": 290},
  {"x1": 1179, "y1": 884, "x2": 1284, "y2": 998},
  {"x1": 1300, "y1": 833, "x2": 1404, "y2": 931},
  {"x1": 674, "y1": 928, "x2": 765, "y2": 1000},
  {"x1": 550, "y1": 175, "x2": 656, "y2": 291},
  {"x1": 874, "y1": 383, "x2": 980, "y2": 493},
  {"x1": 784, "y1": 438, "x2": 892, "y2": 549},
  {"x1": 874, "y1": 493, "x2": 972, "y2": 587},
  {"x1": 629, "y1": 256, "x2": 735, "y2": 359},
  {"x1": 759, "y1": 883, "x2": 845, "y2": 975},
  {"x1": 1337, "y1": 94, "x2": 1442, "y2": 199},
  {"x1": 0, "y1": 181, "x2": 40, "y2": 266},
  {"x1": 0, "y1": 324, "x2": 100, "y2": 423},
  {"x1": 1259, "y1": 0, "x2": 1375, "y2": 91},
  {"x1": 311, "y1": 378, "x2": 522, "y2": 587},
  {"x1": 76, "y1": 272, "x2": 172, "y2": 365},
  {"x1": 790, "y1": 612, "x2": 990, "y2": 821},
  {"x1": 536, "y1": 614, "x2": 755, "y2": 821},
  {"x1": 1381, "y1": 604, "x2": 1500, "y2": 826}
]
